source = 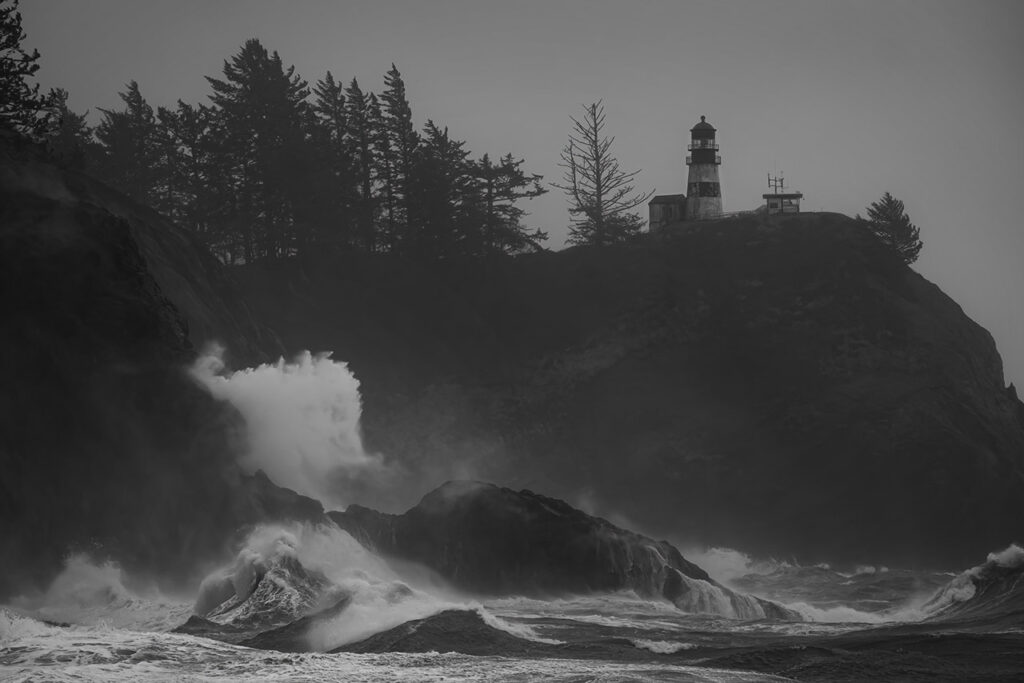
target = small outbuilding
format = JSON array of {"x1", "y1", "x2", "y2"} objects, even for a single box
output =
[
  {"x1": 762, "y1": 174, "x2": 803, "y2": 215},
  {"x1": 648, "y1": 194, "x2": 687, "y2": 232},
  {"x1": 762, "y1": 192, "x2": 803, "y2": 215}
]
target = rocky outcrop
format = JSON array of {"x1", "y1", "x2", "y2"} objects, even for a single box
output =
[
  {"x1": 331, "y1": 480, "x2": 794, "y2": 619},
  {"x1": 241, "y1": 212, "x2": 1024, "y2": 569}
]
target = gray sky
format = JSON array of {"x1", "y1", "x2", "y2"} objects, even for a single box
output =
[{"x1": 22, "y1": 0, "x2": 1024, "y2": 386}]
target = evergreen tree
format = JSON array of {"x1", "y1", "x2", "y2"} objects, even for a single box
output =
[
  {"x1": 410, "y1": 120, "x2": 476, "y2": 258},
  {"x1": 311, "y1": 71, "x2": 356, "y2": 248},
  {"x1": 312, "y1": 71, "x2": 346, "y2": 141},
  {"x1": 863, "y1": 192, "x2": 923, "y2": 264},
  {"x1": 367, "y1": 91, "x2": 396, "y2": 251},
  {"x1": 380, "y1": 64, "x2": 420, "y2": 252},
  {"x1": 43, "y1": 88, "x2": 95, "y2": 169},
  {"x1": 156, "y1": 103, "x2": 208, "y2": 238},
  {"x1": 206, "y1": 39, "x2": 312, "y2": 260},
  {"x1": 475, "y1": 152, "x2": 547, "y2": 255},
  {"x1": 95, "y1": 81, "x2": 159, "y2": 203},
  {"x1": 0, "y1": 0, "x2": 56, "y2": 137},
  {"x1": 553, "y1": 100, "x2": 652, "y2": 246},
  {"x1": 342, "y1": 78, "x2": 378, "y2": 251}
]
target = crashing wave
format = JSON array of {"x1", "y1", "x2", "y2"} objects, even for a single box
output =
[
  {"x1": 663, "y1": 568, "x2": 798, "y2": 620},
  {"x1": 185, "y1": 522, "x2": 459, "y2": 652},
  {"x1": 195, "y1": 528, "x2": 330, "y2": 629},
  {"x1": 920, "y1": 543, "x2": 1024, "y2": 626},
  {"x1": 632, "y1": 638, "x2": 697, "y2": 654},
  {"x1": 4, "y1": 554, "x2": 191, "y2": 632}
]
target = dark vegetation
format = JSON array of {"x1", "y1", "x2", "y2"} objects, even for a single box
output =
[
  {"x1": 0, "y1": 0, "x2": 54, "y2": 136},
  {"x1": 859, "y1": 191, "x2": 924, "y2": 264},
  {"x1": 3, "y1": 5, "x2": 550, "y2": 262}
]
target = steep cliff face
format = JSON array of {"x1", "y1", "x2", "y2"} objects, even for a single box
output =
[
  {"x1": 239, "y1": 213, "x2": 1024, "y2": 569},
  {"x1": 0, "y1": 136, "x2": 295, "y2": 598}
]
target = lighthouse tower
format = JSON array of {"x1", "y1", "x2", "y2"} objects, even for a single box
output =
[{"x1": 685, "y1": 116, "x2": 722, "y2": 220}]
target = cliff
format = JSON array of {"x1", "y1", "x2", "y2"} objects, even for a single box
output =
[
  {"x1": 0, "y1": 134, "x2": 300, "y2": 598},
  {"x1": 238, "y1": 212, "x2": 1024, "y2": 568}
]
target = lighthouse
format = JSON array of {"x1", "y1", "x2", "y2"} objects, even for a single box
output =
[{"x1": 685, "y1": 116, "x2": 722, "y2": 220}]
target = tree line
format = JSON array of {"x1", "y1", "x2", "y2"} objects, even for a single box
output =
[
  {"x1": 4, "y1": 0, "x2": 922, "y2": 263},
  {"x1": 4, "y1": 1, "x2": 547, "y2": 263}
]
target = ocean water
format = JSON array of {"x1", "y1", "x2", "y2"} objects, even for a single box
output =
[{"x1": 3, "y1": 525, "x2": 1022, "y2": 682}]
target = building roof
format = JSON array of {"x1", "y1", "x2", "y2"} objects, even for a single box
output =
[
  {"x1": 649, "y1": 194, "x2": 687, "y2": 204},
  {"x1": 762, "y1": 192, "x2": 804, "y2": 199},
  {"x1": 690, "y1": 115, "x2": 716, "y2": 133}
]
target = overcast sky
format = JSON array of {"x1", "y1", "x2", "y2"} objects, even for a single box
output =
[{"x1": 22, "y1": 0, "x2": 1024, "y2": 385}]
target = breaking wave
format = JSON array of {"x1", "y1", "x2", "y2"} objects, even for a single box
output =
[
  {"x1": 919, "y1": 543, "x2": 1024, "y2": 626},
  {"x1": 632, "y1": 638, "x2": 698, "y2": 654},
  {"x1": 4, "y1": 554, "x2": 192, "y2": 632}
]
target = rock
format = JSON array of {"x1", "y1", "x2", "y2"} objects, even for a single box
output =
[{"x1": 331, "y1": 480, "x2": 795, "y2": 619}]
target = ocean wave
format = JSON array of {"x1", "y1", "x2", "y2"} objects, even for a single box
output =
[
  {"x1": 4, "y1": 554, "x2": 192, "y2": 633},
  {"x1": 918, "y1": 543, "x2": 1024, "y2": 626},
  {"x1": 631, "y1": 638, "x2": 698, "y2": 654},
  {"x1": 473, "y1": 607, "x2": 562, "y2": 645}
]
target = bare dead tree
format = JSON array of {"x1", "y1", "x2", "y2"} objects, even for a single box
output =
[{"x1": 553, "y1": 100, "x2": 654, "y2": 246}]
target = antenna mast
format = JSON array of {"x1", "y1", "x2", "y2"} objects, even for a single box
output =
[{"x1": 767, "y1": 173, "x2": 786, "y2": 195}]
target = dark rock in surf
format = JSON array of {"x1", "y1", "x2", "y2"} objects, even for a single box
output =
[
  {"x1": 239, "y1": 593, "x2": 352, "y2": 652},
  {"x1": 332, "y1": 480, "x2": 707, "y2": 597},
  {"x1": 331, "y1": 480, "x2": 795, "y2": 618}
]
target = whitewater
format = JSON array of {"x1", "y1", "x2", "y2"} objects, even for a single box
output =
[
  {"x1": 4, "y1": 351, "x2": 1022, "y2": 681},
  {"x1": 3, "y1": 520, "x2": 1022, "y2": 682}
]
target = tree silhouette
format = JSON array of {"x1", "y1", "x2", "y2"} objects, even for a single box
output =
[
  {"x1": 553, "y1": 100, "x2": 653, "y2": 246},
  {"x1": 476, "y1": 152, "x2": 547, "y2": 255},
  {"x1": 380, "y1": 64, "x2": 419, "y2": 252},
  {"x1": 206, "y1": 39, "x2": 312, "y2": 260},
  {"x1": 863, "y1": 192, "x2": 922, "y2": 264},
  {"x1": 43, "y1": 88, "x2": 94, "y2": 168},
  {"x1": 0, "y1": 0, "x2": 56, "y2": 137},
  {"x1": 95, "y1": 81, "x2": 159, "y2": 203}
]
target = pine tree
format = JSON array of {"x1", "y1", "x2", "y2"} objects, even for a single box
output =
[
  {"x1": 155, "y1": 102, "x2": 223, "y2": 247},
  {"x1": 343, "y1": 78, "x2": 378, "y2": 251},
  {"x1": 475, "y1": 153, "x2": 547, "y2": 255},
  {"x1": 380, "y1": 64, "x2": 420, "y2": 252},
  {"x1": 206, "y1": 39, "x2": 312, "y2": 260},
  {"x1": 0, "y1": 0, "x2": 56, "y2": 137},
  {"x1": 863, "y1": 192, "x2": 923, "y2": 264},
  {"x1": 553, "y1": 100, "x2": 653, "y2": 246},
  {"x1": 95, "y1": 81, "x2": 159, "y2": 203},
  {"x1": 410, "y1": 120, "x2": 476, "y2": 258},
  {"x1": 311, "y1": 71, "x2": 355, "y2": 248},
  {"x1": 367, "y1": 92, "x2": 396, "y2": 251},
  {"x1": 43, "y1": 88, "x2": 95, "y2": 169}
]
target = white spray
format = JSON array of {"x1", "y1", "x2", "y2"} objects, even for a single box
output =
[{"x1": 190, "y1": 347, "x2": 394, "y2": 508}]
